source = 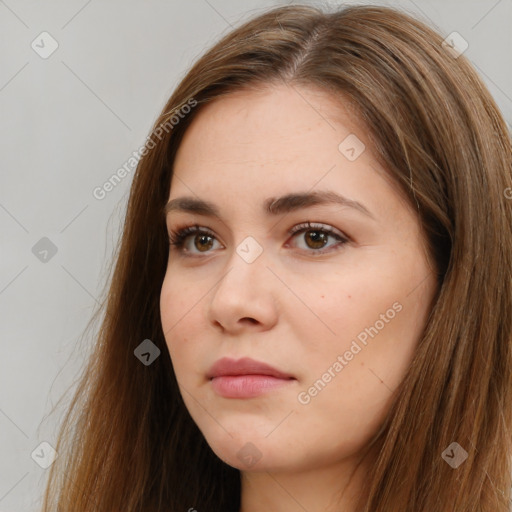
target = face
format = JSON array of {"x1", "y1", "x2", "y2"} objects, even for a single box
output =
[{"x1": 160, "y1": 83, "x2": 438, "y2": 474}]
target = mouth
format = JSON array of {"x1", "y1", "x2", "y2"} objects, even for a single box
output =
[
  {"x1": 210, "y1": 374, "x2": 295, "y2": 398},
  {"x1": 207, "y1": 357, "x2": 296, "y2": 398}
]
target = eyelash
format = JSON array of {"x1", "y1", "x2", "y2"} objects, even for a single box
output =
[{"x1": 167, "y1": 222, "x2": 349, "y2": 257}]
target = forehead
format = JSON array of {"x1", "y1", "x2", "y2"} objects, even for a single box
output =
[
  {"x1": 173, "y1": 85, "x2": 374, "y2": 181},
  {"x1": 168, "y1": 83, "x2": 410, "y2": 224},
  {"x1": 180, "y1": 85, "x2": 358, "y2": 151}
]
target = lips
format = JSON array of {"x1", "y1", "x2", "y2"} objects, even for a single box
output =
[
  {"x1": 207, "y1": 357, "x2": 296, "y2": 399},
  {"x1": 207, "y1": 357, "x2": 295, "y2": 380}
]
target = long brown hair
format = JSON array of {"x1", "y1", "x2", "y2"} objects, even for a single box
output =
[{"x1": 40, "y1": 4, "x2": 512, "y2": 511}]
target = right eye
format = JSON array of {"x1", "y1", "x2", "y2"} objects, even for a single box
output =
[{"x1": 168, "y1": 225, "x2": 223, "y2": 256}]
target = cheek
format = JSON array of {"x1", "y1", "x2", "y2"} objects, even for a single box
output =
[
  {"x1": 160, "y1": 273, "x2": 200, "y2": 370},
  {"x1": 160, "y1": 268, "x2": 201, "y2": 329},
  {"x1": 297, "y1": 268, "x2": 424, "y2": 398},
  {"x1": 291, "y1": 298, "x2": 417, "y2": 457}
]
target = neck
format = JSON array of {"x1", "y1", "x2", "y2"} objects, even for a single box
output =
[{"x1": 239, "y1": 451, "x2": 371, "y2": 512}]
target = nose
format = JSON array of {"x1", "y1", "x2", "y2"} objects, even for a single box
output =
[{"x1": 207, "y1": 248, "x2": 279, "y2": 334}]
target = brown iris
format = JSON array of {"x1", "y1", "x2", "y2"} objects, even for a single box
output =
[
  {"x1": 304, "y1": 230, "x2": 328, "y2": 249},
  {"x1": 194, "y1": 234, "x2": 214, "y2": 252}
]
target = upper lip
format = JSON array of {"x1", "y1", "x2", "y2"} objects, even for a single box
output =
[{"x1": 207, "y1": 357, "x2": 295, "y2": 380}]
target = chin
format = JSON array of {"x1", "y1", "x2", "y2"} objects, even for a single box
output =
[{"x1": 202, "y1": 430, "x2": 287, "y2": 471}]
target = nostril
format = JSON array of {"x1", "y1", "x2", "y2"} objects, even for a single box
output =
[{"x1": 242, "y1": 317, "x2": 258, "y2": 325}]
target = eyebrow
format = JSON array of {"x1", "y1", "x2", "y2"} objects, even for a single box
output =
[{"x1": 164, "y1": 190, "x2": 375, "y2": 221}]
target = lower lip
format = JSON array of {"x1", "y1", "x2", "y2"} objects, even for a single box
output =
[{"x1": 210, "y1": 375, "x2": 295, "y2": 398}]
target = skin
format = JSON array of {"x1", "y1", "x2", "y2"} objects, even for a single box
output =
[{"x1": 160, "y1": 83, "x2": 439, "y2": 512}]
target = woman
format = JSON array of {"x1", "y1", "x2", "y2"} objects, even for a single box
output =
[{"x1": 41, "y1": 4, "x2": 512, "y2": 511}]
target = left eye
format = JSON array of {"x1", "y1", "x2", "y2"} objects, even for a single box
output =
[
  {"x1": 286, "y1": 222, "x2": 348, "y2": 253},
  {"x1": 168, "y1": 222, "x2": 348, "y2": 256}
]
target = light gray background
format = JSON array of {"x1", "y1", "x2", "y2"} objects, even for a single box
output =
[{"x1": 0, "y1": 1, "x2": 510, "y2": 510}]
